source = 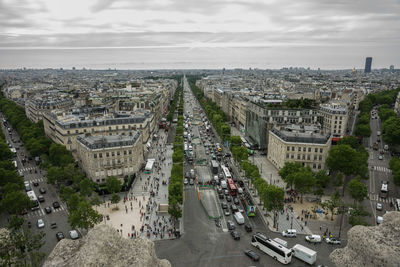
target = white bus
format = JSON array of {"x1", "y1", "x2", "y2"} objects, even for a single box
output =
[
  {"x1": 221, "y1": 165, "x2": 232, "y2": 180},
  {"x1": 27, "y1": 191, "x2": 40, "y2": 210},
  {"x1": 251, "y1": 232, "x2": 293, "y2": 264}
]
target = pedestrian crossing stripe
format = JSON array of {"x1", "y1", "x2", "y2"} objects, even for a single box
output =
[
  {"x1": 368, "y1": 193, "x2": 395, "y2": 203},
  {"x1": 23, "y1": 205, "x2": 66, "y2": 218},
  {"x1": 373, "y1": 166, "x2": 392, "y2": 173},
  {"x1": 20, "y1": 167, "x2": 36, "y2": 172}
]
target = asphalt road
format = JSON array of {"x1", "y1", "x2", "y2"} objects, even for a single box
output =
[
  {"x1": 155, "y1": 77, "x2": 337, "y2": 267},
  {"x1": 0, "y1": 113, "x2": 73, "y2": 260}
]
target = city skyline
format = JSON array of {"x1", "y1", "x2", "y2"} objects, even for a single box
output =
[{"x1": 0, "y1": 0, "x2": 399, "y2": 69}]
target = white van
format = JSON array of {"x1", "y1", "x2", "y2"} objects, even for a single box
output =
[
  {"x1": 282, "y1": 229, "x2": 297, "y2": 237},
  {"x1": 221, "y1": 180, "x2": 227, "y2": 189},
  {"x1": 233, "y1": 212, "x2": 244, "y2": 224}
]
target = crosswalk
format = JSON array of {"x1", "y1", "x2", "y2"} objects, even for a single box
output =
[
  {"x1": 20, "y1": 166, "x2": 37, "y2": 172},
  {"x1": 23, "y1": 204, "x2": 67, "y2": 218},
  {"x1": 373, "y1": 166, "x2": 392, "y2": 173},
  {"x1": 368, "y1": 193, "x2": 395, "y2": 204},
  {"x1": 26, "y1": 177, "x2": 45, "y2": 184}
]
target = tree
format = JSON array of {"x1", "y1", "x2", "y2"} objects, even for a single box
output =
[
  {"x1": 355, "y1": 123, "x2": 371, "y2": 137},
  {"x1": 278, "y1": 162, "x2": 303, "y2": 189},
  {"x1": 46, "y1": 166, "x2": 66, "y2": 188},
  {"x1": 49, "y1": 143, "x2": 74, "y2": 167},
  {"x1": 68, "y1": 200, "x2": 102, "y2": 230},
  {"x1": 293, "y1": 168, "x2": 315, "y2": 203},
  {"x1": 314, "y1": 170, "x2": 330, "y2": 188},
  {"x1": 168, "y1": 198, "x2": 182, "y2": 231},
  {"x1": 348, "y1": 205, "x2": 370, "y2": 226},
  {"x1": 106, "y1": 176, "x2": 122, "y2": 194},
  {"x1": 327, "y1": 145, "x2": 361, "y2": 176},
  {"x1": 0, "y1": 142, "x2": 13, "y2": 161},
  {"x1": 333, "y1": 172, "x2": 344, "y2": 187},
  {"x1": 89, "y1": 193, "x2": 102, "y2": 207},
  {"x1": 382, "y1": 117, "x2": 400, "y2": 145},
  {"x1": 0, "y1": 190, "x2": 32, "y2": 214},
  {"x1": 322, "y1": 192, "x2": 341, "y2": 220},
  {"x1": 110, "y1": 193, "x2": 120, "y2": 208},
  {"x1": 79, "y1": 178, "x2": 94, "y2": 197},
  {"x1": 230, "y1": 136, "x2": 242, "y2": 147},
  {"x1": 347, "y1": 178, "x2": 368, "y2": 205},
  {"x1": 338, "y1": 135, "x2": 360, "y2": 150},
  {"x1": 262, "y1": 185, "x2": 284, "y2": 228},
  {"x1": 60, "y1": 186, "x2": 76, "y2": 202}
]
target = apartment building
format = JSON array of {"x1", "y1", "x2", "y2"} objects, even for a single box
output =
[
  {"x1": 230, "y1": 95, "x2": 248, "y2": 132},
  {"x1": 245, "y1": 100, "x2": 320, "y2": 150},
  {"x1": 267, "y1": 125, "x2": 331, "y2": 170},
  {"x1": 319, "y1": 101, "x2": 348, "y2": 139},
  {"x1": 76, "y1": 132, "x2": 144, "y2": 184},
  {"x1": 25, "y1": 93, "x2": 74, "y2": 123},
  {"x1": 43, "y1": 109, "x2": 154, "y2": 152}
]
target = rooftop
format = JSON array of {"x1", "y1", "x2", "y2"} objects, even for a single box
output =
[
  {"x1": 77, "y1": 131, "x2": 141, "y2": 150},
  {"x1": 270, "y1": 124, "x2": 331, "y2": 144}
]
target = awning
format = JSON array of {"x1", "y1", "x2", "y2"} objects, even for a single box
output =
[{"x1": 332, "y1": 137, "x2": 340, "y2": 142}]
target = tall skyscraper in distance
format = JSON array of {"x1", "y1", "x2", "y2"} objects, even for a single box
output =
[
  {"x1": 364, "y1": 57, "x2": 372, "y2": 73},
  {"x1": 390, "y1": 65, "x2": 395, "y2": 72}
]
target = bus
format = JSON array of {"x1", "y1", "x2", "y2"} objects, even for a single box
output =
[
  {"x1": 380, "y1": 183, "x2": 388, "y2": 198},
  {"x1": 27, "y1": 191, "x2": 40, "y2": 211},
  {"x1": 395, "y1": 199, "x2": 400, "y2": 211},
  {"x1": 211, "y1": 160, "x2": 219, "y2": 175},
  {"x1": 241, "y1": 192, "x2": 256, "y2": 217},
  {"x1": 227, "y1": 178, "x2": 238, "y2": 196},
  {"x1": 251, "y1": 232, "x2": 293, "y2": 264},
  {"x1": 221, "y1": 165, "x2": 232, "y2": 180},
  {"x1": 145, "y1": 159, "x2": 155, "y2": 174}
]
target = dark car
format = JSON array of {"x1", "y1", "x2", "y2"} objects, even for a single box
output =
[
  {"x1": 218, "y1": 194, "x2": 224, "y2": 199},
  {"x1": 224, "y1": 153, "x2": 231, "y2": 158},
  {"x1": 245, "y1": 224, "x2": 253, "y2": 232},
  {"x1": 231, "y1": 230, "x2": 240, "y2": 240},
  {"x1": 39, "y1": 188, "x2": 46, "y2": 194},
  {"x1": 231, "y1": 204, "x2": 239, "y2": 213},
  {"x1": 237, "y1": 180, "x2": 244, "y2": 187},
  {"x1": 244, "y1": 250, "x2": 260, "y2": 261},
  {"x1": 221, "y1": 202, "x2": 228, "y2": 209},
  {"x1": 226, "y1": 195, "x2": 232, "y2": 202},
  {"x1": 38, "y1": 195, "x2": 45, "y2": 203},
  {"x1": 56, "y1": 231, "x2": 65, "y2": 241},
  {"x1": 233, "y1": 197, "x2": 240, "y2": 205},
  {"x1": 45, "y1": 206, "x2": 52, "y2": 214},
  {"x1": 227, "y1": 220, "x2": 235, "y2": 230},
  {"x1": 33, "y1": 181, "x2": 39, "y2": 187},
  {"x1": 52, "y1": 201, "x2": 60, "y2": 209}
]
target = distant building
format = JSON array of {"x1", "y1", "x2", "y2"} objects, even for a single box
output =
[
  {"x1": 390, "y1": 65, "x2": 395, "y2": 72},
  {"x1": 364, "y1": 57, "x2": 372, "y2": 73},
  {"x1": 319, "y1": 101, "x2": 348, "y2": 139},
  {"x1": 76, "y1": 132, "x2": 144, "y2": 184},
  {"x1": 267, "y1": 125, "x2": 331, "y2": 170}
]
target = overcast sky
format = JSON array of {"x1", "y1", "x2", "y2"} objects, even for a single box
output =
[{"x1": 1, "y1": 0, "x2": 399, "y2": 69}]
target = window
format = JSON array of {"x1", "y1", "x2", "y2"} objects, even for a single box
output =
[
  {"x1": 319, "y1": 155, "x2": 322, "y2": 161},
  {"x1": 112, "y1": 152, "x2": 115, "y2": 157},
  {"x1": 117, "y1": 151, "x2": 120, "y2": 156},
  {"x1": 75, "y1": 130, "x2": 79, "y2": 134},
  {"x1": 291, "y1": 154, "x2": 294, "y2": 159},
  {"x1": 106, "y1": 152, "x2": 109, "y2": 157},
  {"x1": 129, "y1": 150, "x2": 132, "y2": 155},
  {"x1": 109, "y1": 127, "x2": 112, "y2": 130},
  {"x1": 94, "y1": 154, "x2": 97, "y2": 158},
  {"x1": 307, "y1": 155, "x2": 310, "y2": 160},
  {"x1": 313, "y1": 164, "x2": 316, "y2": 169},
  {"x1": 99, "y1": 153, "x2": 102, "y2": 158},
  {"x1": 302, "y1": 154, "x2": 305, "y2": 160},
  {"x1": 308, "y1": 147, "x2": 311, "y2": 152},
  {"x1": 298, "y1": 147, "x2": 301, "y2": 152},
  {"x1": 318, "y1": 164, "x2": 321, "y2": 169},
  {"x1": 286, "y1": 153, "x2": 289, "y2": 159},
  {"x1": 292, "y1": 146, "x2": 295, "y2": 151},
  {"x1": 297, "y1": 154, "x2": 300, "y2": 159},
  {"x1": 124, "y1": 150, "x2": 127, "y2": 155},
  {"x1": 315, "y1": 148, "x2": 318, "y2": 153},
  {"x1": 320, "y1": 148, "x2": 323, "y2": 153},
  {"x1": 303, "y1": 147, "x2": 306, "y2": 152},
  {"x1": 287, "y1": 146, "x2": 290, "y2": 151}
]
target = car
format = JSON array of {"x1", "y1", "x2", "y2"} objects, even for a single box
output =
[
  {"x1": 184, "y1": 178, "x2": 188, "y2": 185},
  {"x1": 325, "y1": 237, "x2": 341, "y2": 245},
  {"x1": 205, "y1": 150, "x2": 209, "y2": 155},
  {"x1": 224, "y1": 153, "x2": 231, "y2": 158},
  {"x1": 376, "y1": 203, "x2": 383, "y2": 210},
  {"x1": 224, "y1": 210, "x2": 231, "y2": 216},
  {"x1": 377, "y1": 138, "x2": 381, "y2": 142},
  {"x1": 69, "y1": 230, "x2": 79, "y2": 240},
  {"x1": 56, "y1": 231, "x2": 65, "y2": 241},
  {"x1": 381, "y1": 180, "x2": 389, "y2": 185},
  {"x1": 38, "y1": 195, "x2": 45, "y2": 202},
  {"x1": 185, "y1": 172, "x2": 190, "y2": 179},
  {"x1": 45, "y1": 206, "x2": 52, "y2": 214},
  {"x1": 244, "y1": 250, "x2": 260, "y2": 261},
  {"x1": 224, "y1": 189, "x2": 229, "y2": 196},
  {"x1": 305, "y1": 235, "x2": 322, "y2": 243},
  {"x1": 233, "y1": 197, "x2": 240, "y2": 205},
  {"x1": 39, "y1": 188, "x2": 46, "y2": 194},
  {"x1": 237, "y1": 180, "x2": 244, "y2": 187},
  {"x1": 52, "y1": 201, "x2": 60, "y2": 209},
  {"x1": 227, "y1": 220, "x2": 235, "y2": 230},
  {"x1": 378, "y1": 155, "x2": 383, "y2": 160},
  {"x1": 189, "y1": 179, "x2": 194, "y2": 185},
  {"x1": 231, "y1": 230, "x2": 240, "y2": 240},
  {"x1": 226, "y1": 195, "x2": 232, "y2": 202},
  {"x1": 218, "y1": 194, "x2": 224, "y2": 199},
  {"x1": 230, "y1": 204, "x2": 239, "y2": 213},
  {"x1": 221, "y1": 202, "x2": 228, "y2": 209},
  {"x1": 282, "y1": 229, "x2": 297, "y2": 237},
  {"x1": 33, "y1": 181, "x2": 39, "y2": 187},
  {"x1": 217, "y1": 187, "x2": 223, "y2": 194},
  {"x1": 238, "y1": 207, "x2": 244, "y2": 213},
  {"x1": 215, "y1": 219, "x2": 221, "y2": 228},
  {"x1": 244, "y1": 224, "x2": 253, "y2": 232},
  {"x1": 37, "y1": 219, "x2": 45, "y2": 228}
]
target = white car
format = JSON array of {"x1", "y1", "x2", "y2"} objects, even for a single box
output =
[
  {"x1": 37, "y1": 219, "x2": 45, "y2": 228},
  {"x1": 325, "y1": 237, "x2": 341, "y2": 245},
  {"x1": 378, "y1": 155, "x2": 383, "y2": 160},
  {"x1": 282, "y1": 229, "x2": 297, "y2": 237},
  {"x1": 376, "y1": 203, "x2": 382, "y2": 211},
  {"x1": 184, "y1": 178, "x2": 188, "y2": 185},
  {"x1": 69, "y1": 230, "x2": 79, "y2": 240},
  {"x1": 305, "y1": 235, "x2": 322, "y2": 243}
]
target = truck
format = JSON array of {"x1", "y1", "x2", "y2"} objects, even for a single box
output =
[
  {"x1": 373, "y1": 142, "x2": 379, "y2": 150},
  {"x1": 292, "y1": 244, "x2": 317, "y2": 265},
  {"x1": 233, "y1": 212, "x2": 244, "y2": 225}
]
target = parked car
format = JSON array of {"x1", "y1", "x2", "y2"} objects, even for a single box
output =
[
  {"x1": 231, "y1": 230, "x2": 240, "y2": 240},
  {"x1": 305, "y1": 235, "x2": 322, "y2": 243},
  {"x1": 227, "y1": 220, "x2": 235, "y2": 230},
  {"x1": 37, "y1": 219, "x2": 45, "y2": 228},
  {"x1": 244, "y1": 250, "x2": 260, "y2": 261},
  {"x1": 378, "y1": 155, "x2": 383, "y2": 160},
  {"x1": 325, "y1": 237, "x2": 341, "y2": 245},
  {"x1": 56, "y1": 231, "x2": 65, "y2": 241}
]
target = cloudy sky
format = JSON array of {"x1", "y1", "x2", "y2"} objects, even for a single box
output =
[{"x1": 0, "y1": 0, "x2": 399, "y2": 69}]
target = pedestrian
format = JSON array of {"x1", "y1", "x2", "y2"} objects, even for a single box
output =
[{"x1": 320, "y1": 225, "x2": 322, "y2": 231}]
